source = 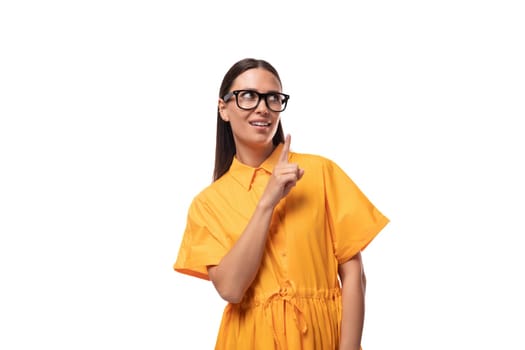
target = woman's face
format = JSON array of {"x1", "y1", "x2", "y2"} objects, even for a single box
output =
[{"x1": 219, "y1": 68, "x2": 283, "y2": 152}]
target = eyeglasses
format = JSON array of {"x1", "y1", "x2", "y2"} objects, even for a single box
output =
[{"x1": 223, "y1": 90, "x2": 290, "y2": 112}]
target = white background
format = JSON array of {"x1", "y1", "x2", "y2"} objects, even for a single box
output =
[{"x1": 1, "y1": 1, "x2": 524, "y2": 349}]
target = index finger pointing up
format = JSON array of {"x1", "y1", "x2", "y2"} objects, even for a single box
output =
[{"x1": 279, "y1": 134, "x2": 291, "y2": 163}]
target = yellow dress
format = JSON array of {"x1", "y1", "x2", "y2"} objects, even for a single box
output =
[{"x1": 174, "y1": 144, "x2": 389, "y2": 349}]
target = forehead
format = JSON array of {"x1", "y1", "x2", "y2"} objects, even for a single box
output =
[{"x1": 231, "y1": 68, "x2": 282, "y2": 91}]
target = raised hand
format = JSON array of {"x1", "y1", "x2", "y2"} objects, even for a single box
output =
[{"x1": 260, "y1": 134, "x2": 304, "y2": 209}]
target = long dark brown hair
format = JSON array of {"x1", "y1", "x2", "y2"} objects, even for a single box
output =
[{"x1": 213, "y1": 58, "x2": 285, "y2": 181}]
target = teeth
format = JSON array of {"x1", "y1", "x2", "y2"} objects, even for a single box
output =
[{"x1": 251, "y1": 122, "x2": 270, "y2": 126}]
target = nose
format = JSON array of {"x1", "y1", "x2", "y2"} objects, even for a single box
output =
[{"x1": 254, "y1": 95, "x2": 270, "y2": 114}]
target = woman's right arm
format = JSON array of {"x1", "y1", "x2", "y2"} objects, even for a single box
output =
[
  {"x1": 207, "y1": 200, "x2": 274, "y2": 303},
  {"x1": 207, "y1": 135, "x2": 304, "y2": 303}
]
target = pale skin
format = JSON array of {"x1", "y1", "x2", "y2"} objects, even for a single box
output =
[
  {"x1": 207, "y1": 68, "x2": 366, "y2": 350},
  {"x1": 338, "y1": 253, "x2": 366, "y2": 350}
]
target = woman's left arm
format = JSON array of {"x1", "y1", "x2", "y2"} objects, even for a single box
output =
[{"x1": 338, "y1": 252, "x2": 366, "y2": 350}]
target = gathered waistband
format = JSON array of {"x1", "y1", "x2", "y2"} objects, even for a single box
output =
[
  {"x1": 234, "y1": 281, "x2": 341, "y2": 348},
  {"x1": 241, "y1": 282, "x2": 341, "y2": 308}
]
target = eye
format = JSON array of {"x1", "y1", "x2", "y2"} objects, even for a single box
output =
[
  {"x1": 238, "y1": 90, "x2": 258, "y2": 101},
  {"x1": 267, "y1": 93, "x2": 281, "y2": 103}
]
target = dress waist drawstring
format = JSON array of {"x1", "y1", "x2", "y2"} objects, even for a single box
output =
[
  {"x1": 254, "y1": 281, "x2": 340, "y2": 349},
  {"x1": 262, "y1": 280, "x2": 306, "y2": 349},
  {"x1": 262, "y1": 287, "x2": 308, "y2": 349}
]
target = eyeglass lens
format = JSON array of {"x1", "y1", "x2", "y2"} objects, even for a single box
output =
[{"x1": 236, "y1": 90, "x2": 287, "y2": 112}]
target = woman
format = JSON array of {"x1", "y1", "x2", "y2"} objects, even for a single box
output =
[{"x1": 174, "y1": 58, "x2": 389, "y2": 350}]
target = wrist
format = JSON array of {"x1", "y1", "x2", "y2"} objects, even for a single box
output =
[{"x1": 256, "y1": 196, "x2": 278, "y2": 212}]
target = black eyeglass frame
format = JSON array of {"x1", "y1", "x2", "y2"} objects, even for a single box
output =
[{"x1": 223, "y1": 90, "x2": 290, "y2": 112}]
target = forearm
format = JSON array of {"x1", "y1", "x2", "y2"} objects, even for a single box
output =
[
  {"x1": 208, "y1": 135, "x2": 303, "y2": 304},
  {"x1": 339, "y1": 254, "x2": 366, "y2": 350},
  {"x1": 208, "y1": 202, "x2": 274, "y2": 303}
]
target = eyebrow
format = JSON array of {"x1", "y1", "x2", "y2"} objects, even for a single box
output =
[{"x1": 237, "y1": 88, "x2": 283, "y2": 94}]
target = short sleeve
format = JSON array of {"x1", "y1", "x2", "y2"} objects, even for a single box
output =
[
  {"x1": 323, "y1": 159, "x2": 389, "y2": 264},
  {"x1": 173, "y1": 196, "x2": 233, "y2": 280}
]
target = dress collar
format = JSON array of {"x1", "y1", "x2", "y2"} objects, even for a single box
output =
[{"x1": 228, "y1": 143, "x2": 286, "y2": 191}]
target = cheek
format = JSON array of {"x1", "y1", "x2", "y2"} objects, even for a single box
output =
[
  {"x1": 226, "y1": 112, "x2": 247, "y2": 130},
  {"x1": 229, "y1": 110, "x2": 250, "y2": 122},
  {"x1": 272, "y1": 115, "x2": 281, "y2": 128}
]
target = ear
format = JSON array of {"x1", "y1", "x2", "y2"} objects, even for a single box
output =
[{"x1": 218, "y1": 98, "x2": 229, "y2": 122}]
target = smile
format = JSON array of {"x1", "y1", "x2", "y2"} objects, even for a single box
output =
[{"x1": 250, "y1": 121, "x2": 271, "y2": 127}]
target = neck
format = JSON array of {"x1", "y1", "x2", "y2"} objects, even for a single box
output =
[{"x1": 235, "y1": 141, "x2": 275, "y2": 168}]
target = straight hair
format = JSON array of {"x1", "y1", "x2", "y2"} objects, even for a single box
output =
[{"x1": 213, "y1": 58, "x2": 285, "y2": 181}]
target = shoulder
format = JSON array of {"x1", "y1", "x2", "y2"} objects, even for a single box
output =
[
  {"x1": 291, "y1": 150, "x2": 353, "y2": 186},
  {"x1": 290, "y1": 150, "x2": 340, "y2": 170},
  {"x1": 188, "y1": 174, "x2": 237, "y2": 210},
  {"x1": 190, "y1": 180, "x2": 221, "y2": 205}
]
